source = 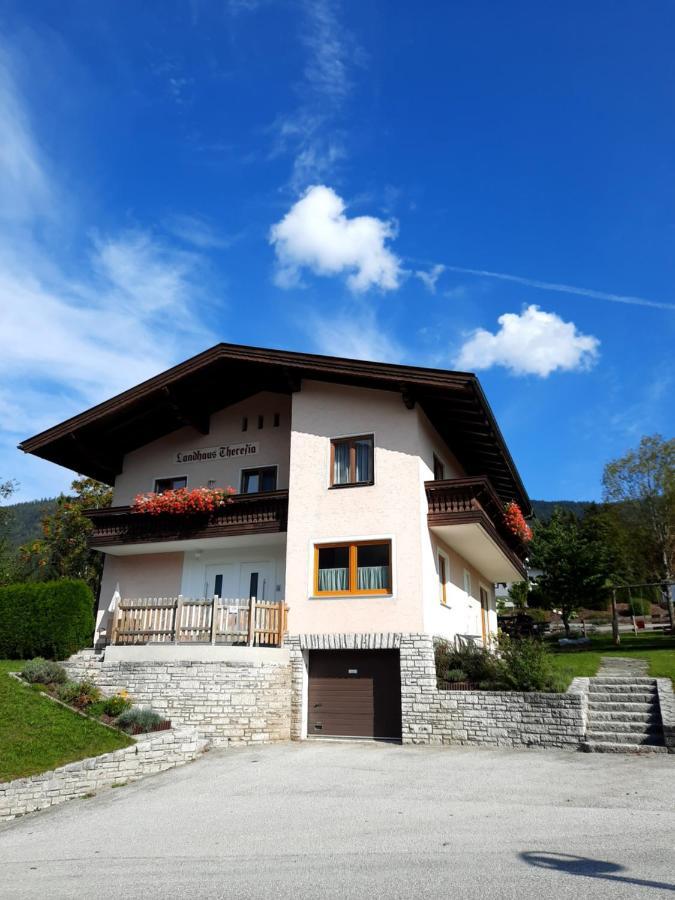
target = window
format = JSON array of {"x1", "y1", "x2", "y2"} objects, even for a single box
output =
[
  {"x1": 258, "y1": 415, "x2": 264, "y2": 429},
  {"x1": 330, "y1": 435, "x2": 374, "y2": 487},
  {"x1": 273, "y1": 412, "x2": 280, "y2": 427},
  {"x1": 433, "y1": 454, "x2": 445, "y2": 481},
  {"x1": 154, "y1": 476, "x2": 187, "y2": 493},
  {"x1": 463, "y1": 570, "x2": 472, "y2": 597},
  {"x1": 241, "y1": 466, "x2": 277, "y2": 494},
  {"x1": 241, "y1": 416, "x2": 248, "y2": 432},
  {"x1": 438, "y1": 552, "x2": 448, "y2": 606},
  {"x1": 315, "y1": 540, "x2": 391, "y2": 595}
]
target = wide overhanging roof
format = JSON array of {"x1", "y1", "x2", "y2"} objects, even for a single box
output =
[{"x1": 19, "y1": 342, "x2": 531, "y2": 514}]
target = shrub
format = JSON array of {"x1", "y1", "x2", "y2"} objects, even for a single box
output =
[
  {"x1": 102, "y1": 694, "x2": 133, "y2": 718},
  {"x1": 628, "y1": 597, "x2": 651, "y2": 617},
  {"x1": 56, "y1": 679, "x2": 101, "y2": 709},
  {"x1": 434, "y1": 640, "x2": 500, "y2": 686},
  {"x1": 21, "y1": 657, "x2": 68, "y2": 685},
  {"x1": 444, "y1": 668, "x2": 469, "y2": 683},
  {"x1": 116, "y1": 707, "x2": 167, "y2": 733},
  {"x1": 497, "y1": 635, "x2": 557, "y2": 692},
  {"x1": 0, "y1": 579, "x2": 94, "y2": 660}
]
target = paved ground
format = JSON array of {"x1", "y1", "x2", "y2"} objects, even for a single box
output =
[{"x1": 0, "y1": 741, "x2": 673, "y2": 899}]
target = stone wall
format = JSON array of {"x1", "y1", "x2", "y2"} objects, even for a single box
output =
[
  {"x1": 399, "y1": 634, "x2": 587, "y2": 749},
  {"x1": 63, "y1": 650, "x2": 291, "y2": 746},
  {"x1": 0, "y1": 728, "x2": 206, "y2": 822},
  {"x1": 656, "y1": 678, "x2": 675, "y2": 751}
]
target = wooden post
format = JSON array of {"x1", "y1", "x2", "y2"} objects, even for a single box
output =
[
  {"x1": 248, "y1": 595, "x2": 256, "y2": 646},
  {"x1": 611, "y1": 588, "x2": 620, "y2": 647},
  {"x1": 174, "y1": 595, "x2": 183, "y2": 644},
  {"x1": 110, "y1": 604, "x2": 120, "y2": 646},
  {"x1": 211, "y1": 595, "x2": 219, "y2": 645}
]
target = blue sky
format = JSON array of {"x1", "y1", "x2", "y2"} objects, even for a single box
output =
[{"x1": 0, "y1": 0, "x2": 673, "y2": 503}]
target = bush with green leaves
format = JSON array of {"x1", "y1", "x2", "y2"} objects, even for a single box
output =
[
  {"x1": 434, "y1": 640, "x2": 500, "y2": 686},
  {"x1": 496, "y1": 635, "x2": 559, "y2": 692},
  {"x1": 627, "y1": 597, "x2": 651, "y2": 617},
  {"x1": 0, "y1": 578, "x2": 94, "y2": 659},
  {"x1": 20, "y1": 657, "x2": 67, "y2": 685},
  {"x1": 116, "y1": 707, "x2": 167, "y2": 733},
  {"x1": 102, "y1": 694, "x2": 133, "y2": 718},
  {"x1": 56, "y1": 679, "x2": 101, "y2": 709},
  {"x1": 444, "y1": 668, "x2": 468, "y2": 683}
]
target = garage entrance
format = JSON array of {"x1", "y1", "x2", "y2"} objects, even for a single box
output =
[{"x1": 307, "y1": 650, "x2": 402, "y2": 740}]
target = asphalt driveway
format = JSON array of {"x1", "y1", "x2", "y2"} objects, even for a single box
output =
[{"x1": 0, "y1": 741, "x2": 673, "y2": 899}]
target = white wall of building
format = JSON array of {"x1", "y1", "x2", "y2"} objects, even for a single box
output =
[{"x1": 112, "y1": 391, "x2": 291, "y2": 504}]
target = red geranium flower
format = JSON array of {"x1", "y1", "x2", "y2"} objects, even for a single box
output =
[
  {"x1": 132, "y1": 486, "x2": 236, "y2": 516},
  {"x1": 503, "y1": 501, "x2": 532, "y2": 542}
]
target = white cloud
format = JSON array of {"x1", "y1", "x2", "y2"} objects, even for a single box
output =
[
  {"x1": 164, "y1": 213, "x2": 230, "y2": 249},
  {"x1": 307, "y1": 308, "x2": 403, "y2": 363},
  {"x1": 270, "y1": 185, "x2": 401, "y2": 292},
  {"x1": 415, "y1": 264, "x2": 445, "y2": 294},
  {"x1": 454, "y1": 305, "x2": 599, "y2": 377}
]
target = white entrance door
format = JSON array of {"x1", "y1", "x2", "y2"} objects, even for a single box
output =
[
  {"x1": 204, "y1": 564, "x2": 235, "y2": 600},
  {"x1": 239, "y1": 562, "x2": 274, "y2": 604}
]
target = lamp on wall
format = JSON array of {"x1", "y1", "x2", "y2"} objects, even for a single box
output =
[{"x1": 194, "y1": 551, "x2": 202, "y2": 560}]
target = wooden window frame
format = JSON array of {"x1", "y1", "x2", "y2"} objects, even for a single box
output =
[
  {"x1": 433, "y1": 454, "x2": 445, "y2": 481},
  {"x1": 438, "y1": 551, "x2": 449, "y2": 606},
  {"x1": 240, "y1": 465, "x2": 278, "y2": 494},
  {"x1": 329, "y1": 434, "x2": 374, "y2": 488},
  {"x1": 314, "y1": 539, "x2": 391, "y2": 596}
]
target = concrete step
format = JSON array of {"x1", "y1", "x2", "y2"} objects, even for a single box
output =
[
  {"x1": 586, "y1": 720, "x2": 662, "y2": 736},
  {"x1": 589, "y1": 700, "x2": 656, "y2": 714},
  {"x1": 588, "y1": 690, "x2": 657, "y2": 703},
  {"x1": 585, "y1": 730, "x2": 665, "y2": 746},
  {"x1": 589, "y1": 710, "x2": 659, "y2": 724},
  {"x1": 582, "y1": 741, "x2": 668, "y2": 754},
  {"x1": 591, "y1": 676, "x2": 656, "y2": 686}
]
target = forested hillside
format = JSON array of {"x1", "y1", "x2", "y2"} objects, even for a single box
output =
[{"x1": 1, "y1": 498, "x2": 58, "y2": 549}]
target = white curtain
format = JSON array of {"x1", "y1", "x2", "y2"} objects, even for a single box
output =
[
  {"x1": 333, "y1": 443, "x2": 350, "y2": 484},
  {"x1": 318, "y1": 568, "x2": 349, "y2": 591},
  {"x1": 357, "y1": 565, "x2": 389, "y2": 590},
  {"x1": 355, "y1": 440, "x2": 372, "y2": 482}
]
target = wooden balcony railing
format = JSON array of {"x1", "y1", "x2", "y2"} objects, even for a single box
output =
[
  {"x1": 425, "y1": 477, "x2": 528, "y2": 566},
  {"x1": 109, "y1": 596, "x2": 288, "y2": 647},
  {"x1": 85, "y1": 490, "x2": 288, "y2": 547}
]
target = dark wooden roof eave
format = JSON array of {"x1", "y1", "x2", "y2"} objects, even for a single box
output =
[{"x1": 18, "y1": 342, "x2": 532, "y2": 514}]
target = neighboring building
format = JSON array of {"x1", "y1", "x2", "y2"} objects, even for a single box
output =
[{"x1": 20, "y1": 343, "x2": 530, "y2": 741}]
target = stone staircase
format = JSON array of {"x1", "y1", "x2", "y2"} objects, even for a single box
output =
[{"x1": 583, "y1": 657, "x2": 667, "y2": 753}]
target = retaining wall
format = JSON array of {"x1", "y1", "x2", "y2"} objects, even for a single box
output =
[
  {"x1": 63, "y1": 651, "x2": 292, "y2": 746},
  {"x1": 399, "y1": 634, "x2": 587, "y2": 749},
  {"x1": 656, "y1": 678, "x2": 675, "y2": 751},
  {"x1": 0, "y1": 727, "x2": 206, "y2": 822}
]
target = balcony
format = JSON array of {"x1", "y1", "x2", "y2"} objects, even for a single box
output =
[
  {"x1": 85, "y1": 490, "x2": 288, "y2": 550},
  {"x1": 425, "y1": 477, "x2": 528, "y2": 581}
]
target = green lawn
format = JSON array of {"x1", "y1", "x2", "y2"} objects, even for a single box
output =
[
  {"x1": 0, "y1": 660, "x2": 132, "y2": 782},
  {"x1": 547, "y1": 632, "x2": 675, "y2": 689}
]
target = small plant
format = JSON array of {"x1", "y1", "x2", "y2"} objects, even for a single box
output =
[
  {"x1": 21, "y1": 657, "x2": 67, "y2": 685},
  {"x1": 444, "y1": 668, "x2": 469, "y2": 683},
  {"x1": 56, "y1": 679, "x2": 101, "y2": 709},
  {"x1": 102, "y1": 693, "x2": 133, "y2": 718},
  {"x1": 497, "y1": 635, "x2": 557, "y2": 692},
  {"x1": 116, "y1": 706, "x2": 169, "y2": 734},
  {"x1": 434, "y1": 640, "x2": 500, "y2": 687}
]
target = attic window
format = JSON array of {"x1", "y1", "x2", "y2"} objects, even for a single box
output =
[
  {"x1": 273, "y1": 413, "x2": 280, "y2": 427},
  {"x1": 241, "y1": 416, "x2": 248, "y2": 432},
  {"x1": 258, "y1": 415, "x2": 264, "y2": 429}
]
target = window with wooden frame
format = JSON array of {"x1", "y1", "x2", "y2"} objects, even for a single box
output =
[
  {"x1": 314, "y1": 540, "x2": 391, "y2": 595},
  {"x1": 330, "y1": 434, "x2": 374, "y2": 487},
  {"x1": 154, "y1": 476, "x2": 187, "y2": 493},
  {"x1": 241, "y1": 466, "x2": 277, "y2": 494},
  {"x1": 438, "y1": 552, "x2": 449, "y2": 606},
  {"x1": 433, "y1": 454, "x2": 445, "y2": 481}
]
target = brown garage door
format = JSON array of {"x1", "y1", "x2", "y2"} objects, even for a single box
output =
[{"x1": 307, "y1": 650, "x2": 401, "y2": 740}]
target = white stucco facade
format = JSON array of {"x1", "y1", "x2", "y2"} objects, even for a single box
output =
[{"x1": 94, "y1": 383, "x2": 506, "y2": 645}]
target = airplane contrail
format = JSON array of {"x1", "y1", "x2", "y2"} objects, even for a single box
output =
[{"x1": 433, "y1": 264, "x2": 675, "y2": 311}]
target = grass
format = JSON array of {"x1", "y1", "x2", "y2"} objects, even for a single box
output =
[
  {"x1": 0, "y1": 660, "x2": 133, "y2": 783},
  {"x1": 546, "y1": 632, "x2": 675, "y2": 689}
]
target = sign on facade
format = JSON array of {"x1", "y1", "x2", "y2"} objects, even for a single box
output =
[{"x1": 175, "y1": 442, "x2": 259, "y2": 464}]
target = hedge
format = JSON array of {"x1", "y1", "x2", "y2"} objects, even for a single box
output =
[{"x1": 0, "y1": 579, "x2": 94, "y2": 660}]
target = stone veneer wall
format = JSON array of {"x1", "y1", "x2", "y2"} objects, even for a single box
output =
[
  {"x1": 0, "y1": 728, "x2": 206, "y2": 822},
  {"x1": 63, "y1": 651, "x2": 291, "y2": 747},
  {"x1": 656, "y1": 678, "x2": 675, "y2": 751},
  {"x1": 399, "y1": 634, "x2": 587, "y2": 749}
]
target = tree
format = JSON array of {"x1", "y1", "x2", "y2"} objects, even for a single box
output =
[
  {"x1": 19, "y1": 477, "x2": 112, "y2": 596},
  {"x1": 602, "y1": 435, "x2": 675, "y2": 626},
  {"x1": 0, "y1": 478, "x2": 18, "y2": 584},
  {"x1": 527, "y1": 507, "x2": 610, "y2": 636},
  {"x1": 507, "y1": 581, "x2": 529, "y2": 610}
]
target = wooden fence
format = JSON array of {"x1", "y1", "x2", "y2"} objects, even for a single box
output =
[{"x1": 109, "y1": 596, "x2": 288, "y2": 647}]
